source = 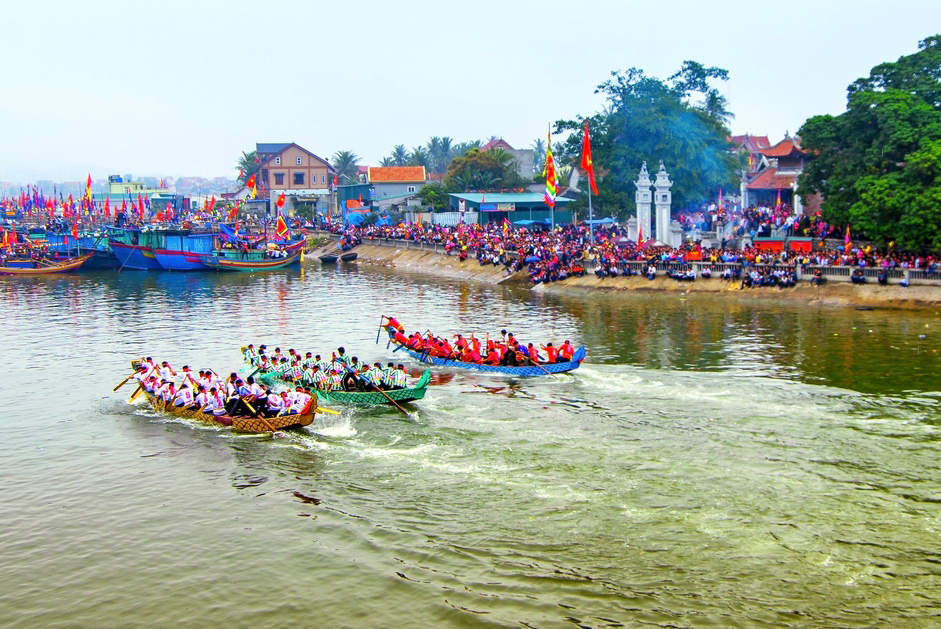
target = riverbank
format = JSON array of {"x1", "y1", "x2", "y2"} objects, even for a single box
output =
[
  {"x1": 532, "y1": 274, "x2": 941, "y2": 309},
  {"x1": 307, "y1": 239, "x2": 941, "y2": 308}
]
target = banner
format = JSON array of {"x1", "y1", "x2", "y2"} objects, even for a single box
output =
[{"x1": 480, "y1": 203, "x2": 515, "y2": 212}]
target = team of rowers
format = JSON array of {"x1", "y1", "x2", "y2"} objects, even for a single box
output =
[
  {"x1": 242, "y1": 344, "x2": 412, "y2": 392},
  {"x1": 381, "y1": 316, "x2": 577, "y2": 367},
  {"x1": 132, "y1": 358, "x2": 316, "y2": 418}
]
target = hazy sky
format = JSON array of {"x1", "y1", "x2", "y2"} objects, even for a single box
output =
[{"x1": 2, "y1": 0, "x2": 938, "y2": 182}]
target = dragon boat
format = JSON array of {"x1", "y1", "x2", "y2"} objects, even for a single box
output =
[
  {"x1": 141, "y1": 391, "x2": 315, "y2": 432},
  {"x1": 386, "y1": 328, "x2": 586, "y2": 376},
  {"x1": 242, "y1": 355, "x2": 432, "y2": 406}
]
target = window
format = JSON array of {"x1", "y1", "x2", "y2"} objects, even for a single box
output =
[
  {"x1": 274, "y1": 173, "x2": 285, "y2": 185},
  {"x1": 275, "y1": 157, "x2": 281, "y2": 165},
  {"x1": 296, "y1": 156, "x2": 302, "y2": 165},
  {"x1": 661, "y1": 194, "x2": 668, "y2": 202},
  {"x1": 407, "y1": 185, "x2": 416, "y2": 193},
  {"x1": 261, "y1": 169, "x2": 268, "y2": 182},
  {"x1": 321, "y1": 174, "x2": 326, "y2": 184},
  {"x1": 293, "y1": 172, "x2": 305, "y2": 185},
  {"x1": 642, "y1": 192, "x2": 649, "y2": 200}
]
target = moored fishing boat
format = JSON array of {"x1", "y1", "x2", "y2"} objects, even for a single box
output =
[
  {"x1": 0, "y1": 252, "x2": 94, "y2": 275},
  {"x1": 202, "y1": 251, "x2": 301, "y2": 272},
  {"x1": 386, "y1": 327, "x2": 586, "y2": 376},
  {"x1": 319, "y1": 253, "x2": 339, "y2": 263},
  {"x1": 340, "y1": 252, "x2": 358, "y2": 262}
]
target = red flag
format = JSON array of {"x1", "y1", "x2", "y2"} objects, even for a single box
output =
[
  {"x1": 72, "y1": 221, "x2": 78, "y2": 239},
  {"x1": 246, "y1": 174, "x2": 257, "y2": 198},
  {"x1": 228, "y1": 202, "x2": 238, "y2": 221},
  {"x1": 580, "y1": 122, "x2": 598, "y2": 195},
  {"x1": 86, "y1": 174, "x2": 93, "y2": 202},
  {"x1": 333, "y1": 174, "x2": 338, "y2": 188},
  {"x1": 104, "y1": 197, "x2": 110, "y2": 218},
  {"x1": 276, "y1": 192, "x2": 285, "y2": 208},
  {"x1": 637, "y1": 224, "x2": 643, "y2": 244},
  {"x1": 275, "y1": 214, "x2": 290, "y2": 239}
]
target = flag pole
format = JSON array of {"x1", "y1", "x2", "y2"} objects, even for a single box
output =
[{"x1": 587, "y1": 184, "x2": 594, "y2": 244}]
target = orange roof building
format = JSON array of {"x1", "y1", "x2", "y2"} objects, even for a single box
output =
[{"x1": 366, "y1": 166, "x2": 427, "y2": 183}]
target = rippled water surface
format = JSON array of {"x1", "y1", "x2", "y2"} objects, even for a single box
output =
[{"x1": 2, "y1": 266, "x2": 940, "y2": 628}]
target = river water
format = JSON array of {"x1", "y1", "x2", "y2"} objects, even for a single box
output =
[{"x1": 2, "y1": 265, "x2": 940, "y2": 628}]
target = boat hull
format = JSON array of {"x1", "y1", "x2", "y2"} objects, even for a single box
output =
[
  {"x1": 202, "y1": 251, "x2": 301, "y2": 272},
  {"x1": 0, "y1": 253, "x2": 94, "y2": 275},
  {"x1": 110, "y1": 241, "x2": 162, "y2": 270},
  {"x1": 249, "y1": 364, "x2": 431, "y2": 406},
  {"x1": 142, "y1": 392, "x2": 315, "y2": 432},
  {"x1": 388, "y1": 329, "x2": 586, "y2": 376},
  {"x1": 153, "y1": 249, "x2": 210, "y2": 271}
]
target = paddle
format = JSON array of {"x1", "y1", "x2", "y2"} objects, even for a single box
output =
[
  {"x1": 113, "y1": 371, "x2": 137, "y2": 391},
  {"x1": 128, "y1": 383, "x2": 144, "y2": 403},
  {"x1": 376, "y1": 316, "x2": 384, "y2": 344},
  {"x1": 369, "y1": 383, "x2": 409, "y2": 416}
]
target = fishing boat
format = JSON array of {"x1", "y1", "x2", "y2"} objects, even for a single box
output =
[
  {"x1": 319, "y1": 253, "x2": 339, "y2": 263},
  {"x1": 0, "y1": 252, "x2": 94, "y2": 275},
  {"x1": 386, "y1": 328, "x2": 586, "y2": 376},
  {"x1": 340, "y1": 252, "x2": 358, "y2": 262},
  {"x1": 141, "y1": 392, "x2": 316, "y2": 432},
  {"x1": 202, "y1": 251, "x2": 301, "y2": 272}
]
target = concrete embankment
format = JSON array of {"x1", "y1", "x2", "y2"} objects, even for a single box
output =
[
  {"x1": 304, "y1": 242, "x2": 528, "y2": 284},
  {"x1": 305, "y1": 240, "x2": 941, "y2": 309},
  {"x1": 531, "y1": 274, "x2": 941, "y2": 309}
]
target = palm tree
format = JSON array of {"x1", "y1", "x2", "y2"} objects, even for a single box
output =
[
  {"x1": 474, "y1": 171, "x2": 501, "y2": 190},
  {"x1": 532, "y1": 138, "x2": 546, "y2": 174},
  {"x1": 390, "y1": 144, "x2": 408, "y2": 167},
  {"x1": 331, "y1": 150, "x2": 361, "y2": 184},
  {"x1": 408, "y1": 147, "x2": 429, "y2": 167},
  {"x1": 489, "y1": 148, "x2": 517, "y2": 170},
  {"x1": 236, "y1": 150, "x2": 259, "y2": 184},
  {"x1": 701, "y1": 89, "x2": 734, "y2": 128},
  {"x1": 439, "y1": 137, "x2": 454, "y2": 172},
  {"x1": 379, "y1": 156, "x2": 395, "y2": 167},
  {"x1": 426, "y1": 137, "x2": 442, "y2": 172}
]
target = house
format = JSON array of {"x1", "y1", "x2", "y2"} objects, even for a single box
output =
[
  {"x1": 729, "y1": 134, "x2": 771, "y2": 174},
  {"x1": 366, "y1": 166, "x2": 427, "y2": 210},
  {"x1": 481, "y1": 138, "x2": 535, "y2": 180},
  {"x1": 741, "y1": 134, "x2": 821, "y2": 214},
  {"x1": 253, "y1": 142, "x2": 337, "y2": 216}
]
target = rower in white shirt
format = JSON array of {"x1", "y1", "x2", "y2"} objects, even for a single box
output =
[
  {"x1": 290, "y1": 387, "x2": 312, "y2": 414},
  {"x1": 173, "y1": 383, "x2": 194, "y2": 407},
  {"x1": 193, "y1": 386, "x2": 210, "y2": 411},
  {"x1": 158, "y1": 361, "x2": 176, "y2": 381}
]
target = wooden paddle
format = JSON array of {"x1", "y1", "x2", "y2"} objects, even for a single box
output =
[
  {"x1": 370, "y1": 383, "x2": 409, "y2": 416},
  {"x1": 241, "y1": 398, "x2": 280, "y2": 433},
  {"x1": 113, "y1": 371, "x2": 137, "y2": 391},
  {"x1": 128, "y1": 383, "x2": 144, "y2": 403},
  {"x1": 376, "y1": 317, "x2": 384, "y2": 344}
]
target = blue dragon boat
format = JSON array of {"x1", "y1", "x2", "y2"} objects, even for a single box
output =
[{"x1": 386, "y1": 328, "x2": 586, "y2": 376}]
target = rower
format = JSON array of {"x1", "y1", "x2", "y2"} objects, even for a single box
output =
[
  {"x1": 192, "y1": 385, "x2": 209, "y2": 411},
  {"x1": 310, "y1": 365, "x2": 328, "y2": 391},
  {"x1": 243, "y1": 344, "x2": 257, "y2": 364},
  {"x1": 159, "y1": 361, "x2": 176, "y2": 381},
  {"x1": 327, "y1": 368, "x2": 343, "y2": 391},
  {"x1": 540, "y1": 343, "x2": 559, "y2": 363},
  {"x1": 173, "y1": 383, "x2": 194, "y2": 407},
  {"x1": 559, "y1": 340, "x2": 575, "y2": 362},
  {"x1": 291, "y1": 387, "x2": 313, "y2": 414},
  {"x1": 302, "y1": 352, "x2": 315, "y2": 370},
  {"x1": 391, "y1": 364, "x2": 409, "y2": 390}
]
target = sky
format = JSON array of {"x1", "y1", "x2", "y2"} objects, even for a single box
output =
[{"x1": 1, "y1": 0, "x2": 939, "y2": 183}]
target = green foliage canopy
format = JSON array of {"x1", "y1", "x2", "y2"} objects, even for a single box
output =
[
  {"x1": 444, "y1": 148, "x2": 527, "y2": 191},
  {"x1": 553, "y1": 61, "x2": 741, "y2": 219},
  {"x1": 798, "y1": 35, "x2": 941, "y2": 251}
]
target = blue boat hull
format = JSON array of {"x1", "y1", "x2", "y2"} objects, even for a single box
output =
[
  {"x1": 110, "y1": 241, "x2": 162, "y2": 270},
  {"x1": 388, "y1": 330, "x2": 586, "y2": 376},
  {"x1": 153, "y1": 249, "x2": 210, "y2": 271}
]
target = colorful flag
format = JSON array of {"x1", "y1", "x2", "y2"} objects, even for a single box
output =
[
  {"x1": 502, "y1": 217, "x2": 510, "y2": 236},
  {"x1": 580, "y1": 122, "x2": 598, "y2": 195},
  {"x1": 775, "y1": 188, "x2": 782, "y2": 210},
  {"x1": 86, "y1": 174, "x2": 92, "y2": 202},
  {"x1": 276, "y1": 191, "x2": 285, "y2": 208},
  {"x1": 228, "y1": 201, "x2": 239, "y2": 221},
  {"x1": 104, "y1": 197, "x2": 110, "y2": 218},
  {"x1": 637, "y1": 224, "x2": 643, "y2": 244},
  {"x1": 72, "y1": 221, "x2": 78, "y2": 240},
  {"x1": 844, "y1": 224, "x2": 852, "y2": 253},
  {"x1": 333, "y1": 174, "x2": 338, "y2": 188},
  {"x1": 544, "y1": 130, "x2": 557, "y2": 209},
  {"x1": 275, "y1": 214, "x2": 290, "y2": 239},
  {"x1": 718, "y1": 189, "x2": 724, "y2": 211},
  {"x1": 246, "y1": 174, "x2": 257, "y2": 198}
]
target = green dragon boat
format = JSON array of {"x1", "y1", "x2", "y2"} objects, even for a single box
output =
[{"x1": 251, "y1": 368, "x2": 431, "y2": 406}]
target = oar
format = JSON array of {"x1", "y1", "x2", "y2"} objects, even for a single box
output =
[
  {"x1": 370, "y1": 383, "x2": 409, "y2": 416},
  {"x1": 241, "y1": 398, "x2": 280, "y2": 433},
  {"x1": 315, "y1": 406, "x2": 341, "y2": 415},
  {"x1": 128, "y1": 383, "x2": 144, "y2": 403},
  {"x1": 113, "y1": 371, "x2": 137, "y2": 391},
  {"x1": 376, "y1": 317, "x2": 384, "y2": 344}
]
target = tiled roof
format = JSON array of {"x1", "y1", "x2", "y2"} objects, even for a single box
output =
[
  {"x1": 729, "y1": 134, "x2": 771, "y2": 150},
  {"x1": 256, "y1": 143, "x2": 292, "y2": 155},
  {"x1": 481, "y1": 138, "x2": 514, "y2": 152},
  {"x1": 746, "y1": 168, "x2": 797, "y2": 190},
  {"x1": 367, "y1": 166, "x2": 427, "y2": 183},
  {"x1": 760, "y1": 138, "x2": 805, "y2": 158}
]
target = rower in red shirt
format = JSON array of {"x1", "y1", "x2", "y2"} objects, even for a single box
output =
[
  {"x1": 540, "y1": 343, "x2": 559, "y2": 363},
  {"x1": 382, "y1": 315, "x2": 404, "y2": 333},
  {"x1": 559, "y1": 340, "x2": 575, "y2": 362}
]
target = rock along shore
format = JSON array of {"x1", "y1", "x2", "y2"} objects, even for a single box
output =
[{"x1": 306, "y1": 240, "x2": 941, "y2": 310}]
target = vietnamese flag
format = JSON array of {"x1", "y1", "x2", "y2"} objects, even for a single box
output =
[
  {"x1": 72, "y1": 221, "x2": 79, "y2": 240},
  {"x1": 246, "y1": 174, "x2": 257, "y2": 198},
  {"x1": 276, "y1": 191, "x2": 285, "y2": 208},
  {"x1": 580, "y1": 122, "x2": 598, "y2": 195}
]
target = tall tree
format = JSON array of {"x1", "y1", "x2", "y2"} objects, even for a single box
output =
[
  {"x1": 554, "y1": 61, "x2": 740, "y2": 219},
  {"x1": 426, "y1": 137, "x2": 442, "y2": 172},
  {"x1": 445, "y1": 148, "x2": 525, "y2": 190},
  {"x1": 532, "y1": 137, "x2": 546, "y2": 175},
  {"x1": 331, "y1": 150, "x2": 361, "y2": 184},
  {"x1": 236, "y1": 150, "x2": 259, "y2": 185},
  {"x1": 799, "y1": 35, "x2": 941, "y2": 251},
  {"x1": 390, "y1": 144, "x2": 408, "y2": 167},
  {"x1": 408, "y1": 146, "x2": 429, "y2": 168}
]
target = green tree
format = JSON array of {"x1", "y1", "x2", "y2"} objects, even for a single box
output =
[
  {"x1": 799, "y1": 35, "x2": 941, "y2": 251},
  {"x1": 379, "y1": 156, "x2": 395, "y2": 167},
  {"x1": 532, "y1": 137, "x2": 546, "y2": 175},
  {"x1": 408, "y1": 146, "x2": 429, "y2": 167},
  {"x1": 553, "y1": 61, "x2": 740, "y2": 220},
  {"x1": 416, "y1": 182, "x2": 453, "y2": 210},
  {"x1": 236, "y1": 150, "x2": 259, "y2": 185},
  {"x1": 444, "y1": 148, "x2": 526, "y2": 191},
  {"x1": 390, "y1": 145, "x2": 408, "y2": 166},
  {"x1": 331, "y1": 150, "x2": 361, "y2": 184}
]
